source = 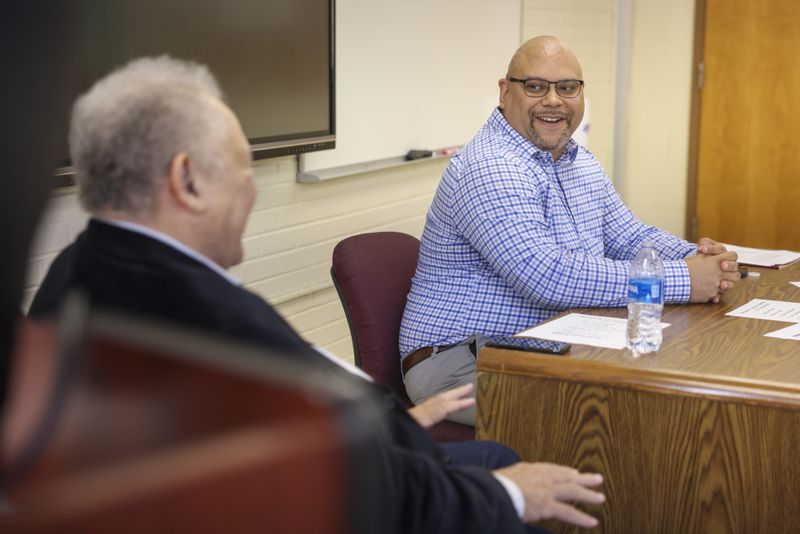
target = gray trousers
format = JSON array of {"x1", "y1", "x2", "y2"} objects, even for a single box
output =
[{"x1": 402, "y1": 335, "x2": 489, "y2": 426}]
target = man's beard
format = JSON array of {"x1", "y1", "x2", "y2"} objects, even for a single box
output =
[{"x1": 529, "y1": 113, "x2": 573, "y2": 155}]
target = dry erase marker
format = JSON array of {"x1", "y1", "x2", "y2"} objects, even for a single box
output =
[{"x1": 435, "y1": 146, "x2": 460, "y2": 157}]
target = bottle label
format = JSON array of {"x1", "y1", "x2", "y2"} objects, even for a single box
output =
[{"x1": 628, "y1": 278, "x2": 664, "y2": 304}]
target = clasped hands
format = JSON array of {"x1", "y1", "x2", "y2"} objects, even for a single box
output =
[{"x1": 685, "y1": 237, "x2": 741, "y2": 303}]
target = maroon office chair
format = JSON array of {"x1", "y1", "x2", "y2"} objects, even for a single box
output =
[{"x1": 331, "y1": 232, "x2": 474, "y2": 442}]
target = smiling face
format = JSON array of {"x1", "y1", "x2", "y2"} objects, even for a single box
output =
[{"x1": 498, "y1": 37, "x2": 584, "y2": 162}]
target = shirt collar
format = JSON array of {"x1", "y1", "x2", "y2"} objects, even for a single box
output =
[
  {"x1": 93, "y1": 217, "x2": 243, "y2": 286},
  {"x1": 488, "y1": 107, "x2": 579, "y2": 165}
]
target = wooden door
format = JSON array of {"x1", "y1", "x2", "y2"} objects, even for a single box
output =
[{"x1": 694, "y1": 0, "x2": 800, "y2": 249}]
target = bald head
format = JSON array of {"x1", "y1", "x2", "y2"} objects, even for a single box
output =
[
  {"x1": 498, "y1": 35, "x2": 585, "y2": 161},
  {"x1": 507, "y1": 36, "x2": 582, "y2": 81}
]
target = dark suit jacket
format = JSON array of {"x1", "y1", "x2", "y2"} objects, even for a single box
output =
[{"x1": 30, "y1": 220, "x2": 524, "y2": 534}]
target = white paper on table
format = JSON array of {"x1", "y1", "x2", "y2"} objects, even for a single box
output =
[
  {"x1": 765, "y1": 323, "x2": 800, "y2": 341},
  {"x1": 791, "y1": 282, "x2": 800, "y2": 289},
  {"x1": 723, "y1": 243, "x2": 800, "y2": 268},
  {"x1": 517, "y1": 313, "x2": 669, "y2": 350},
  {"x1": 726, "y1": 299, "x2": 800, "y2": 323}
]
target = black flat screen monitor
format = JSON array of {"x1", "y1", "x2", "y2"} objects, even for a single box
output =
[{"x1": 55, "y1": 0, "x2": 335, "y2": 186}]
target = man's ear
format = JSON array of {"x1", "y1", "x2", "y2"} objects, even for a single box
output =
[
  {"x1": 498, "y1": 77, "x2": 509, "y2": 111},
  {"x1": 167, "y1": 153, "x2": 205, "y2": 212}
]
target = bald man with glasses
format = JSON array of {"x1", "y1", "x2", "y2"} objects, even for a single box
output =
[{"x1": 399, "y1": 36, "x2": 740, "y2": 426}]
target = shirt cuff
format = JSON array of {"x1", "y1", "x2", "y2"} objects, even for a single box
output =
[
  {"x1": 664, "y1": 260, "x2": 692, "y2": 303},
  {"x1": 493, "y1": 473, "x2": 525, "y2": 519}
]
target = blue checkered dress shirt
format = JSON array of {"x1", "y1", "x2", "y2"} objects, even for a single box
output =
[{"x1": 399, "y1": 108, "x2": 696, "y2": 357}]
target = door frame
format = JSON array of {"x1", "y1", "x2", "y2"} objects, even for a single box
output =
[{"x1": 684, "y1": 0, "x2": 706, "y2": 242}]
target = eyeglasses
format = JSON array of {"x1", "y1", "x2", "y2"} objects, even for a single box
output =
[{"x1": 506, "y1": 76, "x2": 584, "y2": 99}]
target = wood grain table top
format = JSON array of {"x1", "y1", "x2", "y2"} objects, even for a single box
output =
[{"x1": 479, "y1": 262, "x2": 800, "y2": 406}]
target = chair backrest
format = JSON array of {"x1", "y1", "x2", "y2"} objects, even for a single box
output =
[
  {"x1": 330, "y1": 232, "x2": 419, "y2": 406},
  {"x1": 7, "y1": 305, "x2": 389, "y2": 534}
]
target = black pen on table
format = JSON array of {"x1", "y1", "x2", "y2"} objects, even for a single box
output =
[{"x1": 739, "y1": 267, "x2": 748, "y2": 278}]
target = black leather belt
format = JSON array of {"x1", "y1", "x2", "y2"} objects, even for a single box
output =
[{"x1": 401, "y1": 340, "x2": 476, "y2": 376}]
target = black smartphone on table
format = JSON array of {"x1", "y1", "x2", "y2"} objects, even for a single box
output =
[{"x1": 484, "y1": 335, "x2": 570, "y2": 355}]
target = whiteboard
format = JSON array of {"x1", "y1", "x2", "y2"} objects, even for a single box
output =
[{"x1": 300, "y1": 0, "x2": 521, "y2": 174}]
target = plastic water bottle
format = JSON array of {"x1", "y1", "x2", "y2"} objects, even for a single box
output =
[{"x1": 626, "y1": 244, "x2": 665, "y2": 355}]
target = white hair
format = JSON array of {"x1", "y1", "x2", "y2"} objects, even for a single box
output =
[{"x1": 69, "y1": 55, "x2": 231, "y2": 214}]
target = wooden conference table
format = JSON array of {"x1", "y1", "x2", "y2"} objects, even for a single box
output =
[{"x1": 476, "y1": 262, "x2": 800, "y2": 533}]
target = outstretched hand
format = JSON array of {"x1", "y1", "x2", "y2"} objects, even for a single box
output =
[
  {"x1": 408, "y1": 383, "x2": 475, "y2": 428},
  {"x1": 494, "y1": 462, "x2": 605, "y2": 528}
]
